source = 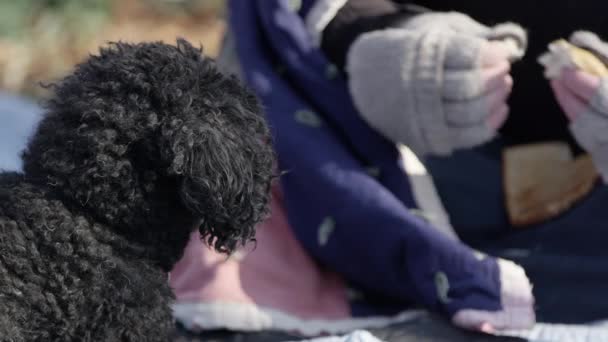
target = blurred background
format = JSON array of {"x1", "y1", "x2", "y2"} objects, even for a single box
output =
[{"x1": 0, "y1": 0, "x2": 226, "y2": 98}]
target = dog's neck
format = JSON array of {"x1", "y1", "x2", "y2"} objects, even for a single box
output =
[
  {"x1": 85, "y1": 207, "x2": 198, "y2": 272},
  {"x1": 23, "y1": 173, "x2": 197, "y2": 272}
]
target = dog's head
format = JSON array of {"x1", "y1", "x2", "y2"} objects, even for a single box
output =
[{"x1": 22, "y1": 40, "x2": 275, "y2": 265}]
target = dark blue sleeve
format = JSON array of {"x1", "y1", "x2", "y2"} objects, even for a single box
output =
[{"x1": 228, "y1": 0, "x2": 504, "y2": 317}]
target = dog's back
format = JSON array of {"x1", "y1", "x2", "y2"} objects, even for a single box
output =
[{"x1": 0, "y1": 173, "x2": 174, "y2": 341}]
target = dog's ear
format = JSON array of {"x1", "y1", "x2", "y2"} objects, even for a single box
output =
[{"x1": 159, "y1": 95, "x2": 275, "y2": 254}]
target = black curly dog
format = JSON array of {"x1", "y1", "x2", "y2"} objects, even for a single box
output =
[{"x1": 0, "y1": 39, "x2": 274, "y2": 341}]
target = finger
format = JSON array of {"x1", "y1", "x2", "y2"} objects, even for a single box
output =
[
  {"x1": 569, "y1": 31, "x2": 608, "y2": 62},
  {"x1": 486, "y1": 104, "x2": 509, "y2": 130},
  {"x1": 487, "y1": 23, "x2": 528, "y2": 62},
  {"x1": 444, "y1": 33, "x2": 487, "y2": 70},
  {"x1": 444, "y1": 35, "x2": 512, "y2": 70},
  {"x1": 480, "y1": 40, "x2": 516, "y2": 67},
  {"x1": 551, "y1": 79, "x2": 587, "y2": 121},
  {"x1": 560, "y1": 70, "x2": 608, "y2": 117},
  {"x1": 445, "y1": 80, "x2": 511, "y2": 126},
  {"x1": 443, "y1": 62, "x2": 511, "y2": 101},
  {"x1": 560, "y1": 69, "x2": 601, "y2": 102},
  {"x1": 570, "y1": 31, "x2": 602, "y2": 50},
  {"x1": 481, "y1": 64, "x2": 512, "y2": 91},
  {"x1": 478, "y1": 322, "x2": 496, "y2": 334}
]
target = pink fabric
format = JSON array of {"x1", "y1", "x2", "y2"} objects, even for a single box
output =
[
  {"x1": 169, "y1": 188, "x2": 534, "y2": 334},
  {"x1": 551, "y1": 69, "x2": 602, "y2": 121},
  {"x1": 170, "y1": 185, "x2": 350, "y2": 321}
]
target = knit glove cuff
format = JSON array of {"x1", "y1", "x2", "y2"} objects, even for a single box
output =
[{"x1": 569, "y1": 79, "x2": 608, "y2": 181}]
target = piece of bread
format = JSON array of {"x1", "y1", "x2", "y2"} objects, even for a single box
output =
[
  {"x1": 538, "y1": 39, "x2": 608, "y2": 78},
  {"x1": 504, "y1": 142, "x2": 599, "y2": 226},
  {"x1": 557, "y1": 39, "x2": 608, "y2": 76}
]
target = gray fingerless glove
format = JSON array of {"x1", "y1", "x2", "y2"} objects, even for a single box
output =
[{"x1": 346, "y1": 12, "x2": 527, "y2": 156}]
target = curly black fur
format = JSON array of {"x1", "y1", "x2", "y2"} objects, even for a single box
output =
[{"x1": 0, "y1": 39, "x2": 274, "y2": 341}]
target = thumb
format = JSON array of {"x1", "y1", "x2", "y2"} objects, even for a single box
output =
[{"x1": 480, "y1": 40, "x2": 518, "y2": 67}]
